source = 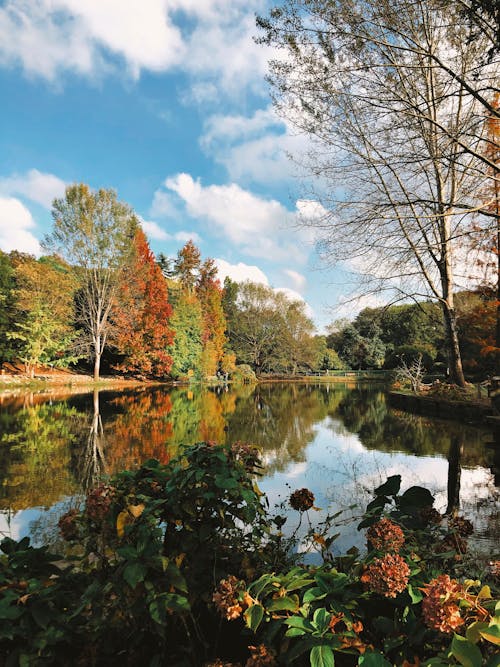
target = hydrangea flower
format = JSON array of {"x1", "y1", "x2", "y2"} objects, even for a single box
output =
[{"x1": 361, "y1": 553, "x2": 410, "y2": 598}]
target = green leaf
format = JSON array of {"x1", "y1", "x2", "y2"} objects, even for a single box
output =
[
  {"x1": 303, "y1": 586, "x2": 327, "y2": 604},
  {"x1": 310, "y1": 645, "x2": 334, "y2": 667},
  {"x1": 315, "y1": 571, "x2": 348, "y2": 593},
  {"x1": 30, "y1": 602, "x2": 52, "y2": 629},
  {"x1": 480, "y1": 621, "x2": 500, "y2": 646},
  {"x1": 285, "y1": 616, "x2": 315, "y2": 633},
  {"x1": 286, "y1": 627, "x2": 306, "y2": 637},
  {"x1": 286, "y1": 577, "x2": 315, "y2": 591},
  {"x1": 399, "y1": 486, "x2": 434, "y2": 510},
  {"x1": 249, "y1": 574, "x2": 276, "y2": 598},
  {"x1": 358, "y1": 653, "x2": 393, "y2": 666},
  {"x1": 466, "y1": 621, "x2": 488, "y2": 644},
  {"x1": 123, "y1": 562, "x2": 147, "y2": 588},
  {"x1": 374, "y1": 475, "x2": 401, "y2": 497},
  {"x1": 408, "y1": 584, "x2": 423, "y2": 604},
  {"x1": 485, "y1": 654, "x2": 500, "y2": 667},
  {"x1": 313, "y1": 607, "x2": 331, "y2": 633},
  {"x1": 267, "y1": 595, "x2": 299, "y2": 612},
  {"x1": 244, "y1": 604, "x2": 264, "y2": 632},
  {"x1": 450, "y1": 634, "x2": 483, "y2": 667},
  {"x1": 162, "y1": 593, "x2": 190, "y2": 613}
]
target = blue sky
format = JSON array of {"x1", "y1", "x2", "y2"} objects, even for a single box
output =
[{"x1": 0, "y1": 0, "x2": 367, "y2": 331}]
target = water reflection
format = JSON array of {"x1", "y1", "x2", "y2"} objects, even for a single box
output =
[{"x1": 0, "y1": 383, "x2": 497, "y2": 549}]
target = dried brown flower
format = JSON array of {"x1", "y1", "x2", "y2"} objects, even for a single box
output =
[
  {"x1": 449, "y1": 516, "x2": 473, "y2": 537},
  {"x1": 437, "y1": 533, "x2": 468, "y2": 555},
  {"x1": 419, "y1": 506, "x2": 442, "y2": 526},
  {"x1": 289, "y1": 488, "x2": 315, "y2": 512},
  {"x1": 421, "y1": 575, "x2": 465, "y2": 634},
  {"x1": 85, "y1": 485, "x2": 115, "y2": 523},
  {"x1": 360, "y1": 553, "x2": 410, "y2": 598},
  {"x1": 213, "y1": 575, "x2": 247, "y2": 621},
  {"x1": 245, "y1": 644, "x2": 277, "y2": 667},
  {"x1": 58, "y1": 509, "x2": 80, "y2": 541},
  {"x1": 367, "y1": 518, "x2": 405, "y2": 553}
]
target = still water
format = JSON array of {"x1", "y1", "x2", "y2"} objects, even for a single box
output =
[{"x1": 0, "y1": 382, "x2": 498, "y2": 555}]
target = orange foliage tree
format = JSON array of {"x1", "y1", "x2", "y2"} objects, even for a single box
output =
[
  {"x1": 196, "y1": 258, "x2": 228, "y2": 377},
  {"x1": 112, "y1": 228, "x2": 174, "y2": 377}
]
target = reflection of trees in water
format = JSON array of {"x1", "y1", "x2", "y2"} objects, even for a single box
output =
[
  {"x1": 335, "y1": 388, "x2": 492, "y2": 468},
  {"x1": 0, "y1": 398, "x2": 80, "y2": 510},
  {"x1": 1, "y1": 383, "x2": 497, "y2": 525},
  {"x1": 225, "y1": 384, "x2": 349, "y2": 474},
  {"x1": 75, "y1": 389, "x2": 107, "y2": 493}
]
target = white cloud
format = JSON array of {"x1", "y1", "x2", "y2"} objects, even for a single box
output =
[
  {"x1": 0, "y1": 0, "x2": 275, "y2": 97},
  {"x1": 0, "y1": 0, "x2": 184, "y2": 81},
  {"x1": 0, "y1": 197, "x2": 42, "y2": 255},
  {"x1": 140, "y1": 218, "x2": 170, "y2": 241},
  {"x1": 0, "y1": 169, "x2": 66, "y2": 208},
  {"x1": 162, "y1": 173, "x2": 311, "y2": 262},
  {"x1": 201, "y1": 107, "x2": 310, "y2": 184},
  {"x1": 284, "y1": 269, "x2": 306, "y2": 293},
  {"x1": 215, "y1": 258, "x2": 269, "y2": 285},
  {"x1": 150, "y1": 189, "x2": 178, "y2": 220},
  {"x1": 173, "y1": 230, "x2": 201, "y2": 244}
]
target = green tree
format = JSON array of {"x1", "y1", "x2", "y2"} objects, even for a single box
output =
[
  {"x1": 0, "y1": 251, "x2": 16, "y2": 363},
  {"x1": 167, "y1": 281, "x2": 203, "y2": 379},
  {"x1": 45, "y1": 184, "x2": 138, "y2": 380},
  {"x1": 230, "y1": 282, "x2": 285, "y2": 374},
  {"x1": 7, "y1": 255, "x2": 79, "y2": 377}
]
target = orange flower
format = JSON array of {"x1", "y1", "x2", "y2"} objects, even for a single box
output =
[
  {"x1": 245, "y1": 644, "x2": 277, "y2": 667},
  {"x1": 213, "y1": 575, "x2": 247, "y2": 621},
  {"x1": 367, "y1": 518, "x2": 405, "y2": 553},
  {"x1": 361, "y1": 553, "x2": 410, "y2": 598},
  {"x1": 421, "y1": 575, "x2": 465, "y2": 634}
]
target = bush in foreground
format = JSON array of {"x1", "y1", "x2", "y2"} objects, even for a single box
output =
[{"x1": 0, "y1": 443, "x2": 498, "y2": 666}]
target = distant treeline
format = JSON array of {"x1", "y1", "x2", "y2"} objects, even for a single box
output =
[{"x1": 0, "y1": 184, "x2": 495, "y2": 381}]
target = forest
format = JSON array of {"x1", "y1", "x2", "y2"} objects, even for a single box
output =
[
  {"x1": 0, "y1": 184, "x2": 497, "y2": 380},
  {"x1": 0, "y1": 181, "x2": 497, "y2": 382}
]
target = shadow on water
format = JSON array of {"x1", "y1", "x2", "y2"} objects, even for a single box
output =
[{"x1": 0, "y1": 382, "x2": 497, "y2": 551}]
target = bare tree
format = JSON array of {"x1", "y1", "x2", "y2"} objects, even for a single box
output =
[
  {"x1": 258, "y1": 0, "x2": 500, "y2": 385},
  {"x1": 46, "y1": 184, "x2": 137, "y2": 380}
]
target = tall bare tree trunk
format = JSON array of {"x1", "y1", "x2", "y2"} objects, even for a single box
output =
[{"x1": 441, "y1": 302, "x2": 465, "y2": 386}]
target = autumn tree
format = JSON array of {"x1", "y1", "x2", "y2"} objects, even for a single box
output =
[
  {"x1": 45, "y1": 184, "x2": 138, "y2": 380},
  {"x1": 112, "y1": 227, "x2": 174, "y2": 378},
  {"x1": 0, "y1": 251, "x2": 16, "y2": 363},
  {"x1": 196, "y1": 258, "x2": 228, "y2": 377},
  {"x1": 258, "y1": 0, "x2": 500, "y2": 386},
  {"x1": 174, "y1": 240, "x2": 201, "y2": 291},
  {"x1": 7, "y1": 254, "x2": 79, "y2": 377}
]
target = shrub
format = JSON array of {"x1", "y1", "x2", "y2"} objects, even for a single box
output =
[{"x1": 0, "y1": 447, "x2": 498, "y2": 666}]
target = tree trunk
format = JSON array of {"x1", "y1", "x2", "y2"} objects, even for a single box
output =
[
  {"x1": 446, "y1": 434, "x2": 463, "y2": 516},
  {"x1": 94, "y1": 353, "x2": 101, "y2": 382},
  {"x1": 441, "y1": 302, "x2": 465, "y2": 387}
]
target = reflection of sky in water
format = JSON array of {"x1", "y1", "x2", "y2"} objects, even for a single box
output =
[
  {"x1": 1, "y1": 386, "x2": 498, "y2": 557},
  {"x1": 0, "y1": 508, "x2": 40, "y2": 541},
  {"x1": 259, "y1": 419, "x2": 499, "y2": 558}
]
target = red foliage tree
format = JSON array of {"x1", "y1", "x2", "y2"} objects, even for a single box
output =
[{"x1": 113, "y1": 228, "x2": 174, "y2": 377}]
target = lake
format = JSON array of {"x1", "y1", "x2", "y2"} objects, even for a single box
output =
[{"x1": 0, "y1": 382, "x2": 498, "y2": 556}]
